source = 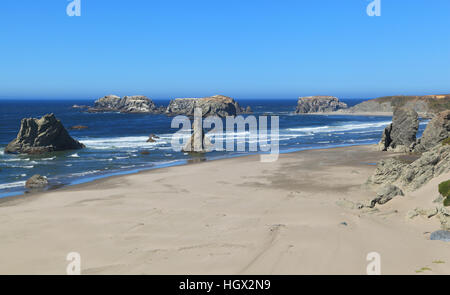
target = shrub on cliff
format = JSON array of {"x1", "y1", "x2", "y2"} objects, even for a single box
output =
[{"x1": 439, "y1": 180, "x2": 450, "y2": 206}]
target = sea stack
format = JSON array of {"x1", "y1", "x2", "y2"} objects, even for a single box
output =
[
  {"x1": 4, "y1": 113, "x2": 85, "y2": 154},
  {"x1": 166, "y1": 95, "x2": 251, "y2": 117},
  {"x1": 295, "y1": 96, "x2": 348, "y2": 113},
  {"x1": 378, "y1": 107, "x2": 419, "y2": 152},
  {"x1": 182, "y1": 109, "x2": 212, "y2": 153}
]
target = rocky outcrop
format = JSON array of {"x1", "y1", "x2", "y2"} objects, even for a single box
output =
[
  {"x1": 295, "y1": 96, "x2": 348, "y2": 113},
  {"x1": 88, "y1": 95, "x2": 163, "y2": 114},
  {"x1": 368, "y1": 144, "x2": 450, "y2": 191},
  {"x1": 378, "y1": 107, "x2": 419, "y2": 152},
  {"x1": 368, "y1": 184, "x2": 404, "y2": 207},
  {"x1": 25, "y1": 175, "x2": 49, "y2": 189},
  {"x1": 346, "y1": 94, "x2": 450, "y2": 116},
  {"x1": 5, "y1": 114, "x2": 85, "y2": 154},
  {"x1": 415, "y1": 110, "x2": 450, "y2": 153},
  {"x1": 166, "y1": 95, "x2": 251, "y2": 117}
]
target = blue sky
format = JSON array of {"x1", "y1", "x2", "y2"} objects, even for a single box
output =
[{"x1": 1, "y1": 0, "x2": 449, "y2": 99}]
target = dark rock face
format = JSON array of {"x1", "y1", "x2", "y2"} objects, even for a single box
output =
[
  {"x1": 378, "y1": 108, "x2": 419, "y2": 152},
  {"x1": 295, "y1": 96, "x2": 348, "y2": 114},
  {"x1": 5, "y1": 114, "x2": 85, "y2": 154},
  {"x1": 25, "y1": 174, "x2": 48, "y2": 189},
  {"x1": 415, "y1": 110, "x2": 450, "y2": 153},
  {"x1": 88, "y1": 95, "x2": 162, "y2": 113},
  {"x1": 165, "y1": 95, "x2": 250, "y2": 117}
]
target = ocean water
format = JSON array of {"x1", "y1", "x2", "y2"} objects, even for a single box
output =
[{"x1": 0, "y1": 98, "x2": 428, "y2": 197}]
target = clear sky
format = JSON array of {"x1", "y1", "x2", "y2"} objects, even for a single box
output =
[{"x1": 1, "y1": 0, "x2": 449, "y2": 100}]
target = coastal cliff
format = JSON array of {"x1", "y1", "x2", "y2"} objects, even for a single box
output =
[
  {"x1": 295, "y1": 96, "x2": 348, "y2": 114},
  {"x1": 347, "y1": 95, "x2": 450, "y2": 117},
  {"x1": 165, "y1": 95, "x2": 251, "y2": 117},
  {"x1": 367, "y1": 107, "x2": 450, "y2": 229}
]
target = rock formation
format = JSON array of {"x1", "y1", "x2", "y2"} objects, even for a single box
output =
[
  {"x1": 368, "y1": 184, "x2": 404, "y2": 207},
  {"x1": 346, "y1": 94, "x2": 450, "y2": 117},
  {"x1": 5, "y1": 114, "x2": 85, "y2": 154},
  {"x1": 295, "y1": 96, "x2": 348, "y2": 114},
  {"x1": 368, "y1": 144, "x2": 450, "y2": 192},
  {"x1": 165, "y1": 95, "x2": 251, "y2": 117},
  {"x1": 25, "y1": 175, "x2": 49, "y2": 189},
  {"x1": 88, "y1": 95, "x2": 163, "y2": 114},
  {"x1": 378, "y1": 107, "x2": 419, "y2": 152},
  {"x1": 415, "y1": 110, "x2": 450, "y2": 153},
  {"x1": 182, "y1": 110, "x2": 213, "y2": 153}
]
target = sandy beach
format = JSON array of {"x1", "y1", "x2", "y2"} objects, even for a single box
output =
[{"x1": 0, "y1": 145, "x2": 449, "y2": 275}]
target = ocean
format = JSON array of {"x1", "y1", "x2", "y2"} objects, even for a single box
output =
[{"x1": 0, "y1": 98, "x2": 428, "y2": 198}]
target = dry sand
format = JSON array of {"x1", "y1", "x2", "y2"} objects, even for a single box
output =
[{"x1": 0, "y1": 145, "x2": 449, "y2": 275}]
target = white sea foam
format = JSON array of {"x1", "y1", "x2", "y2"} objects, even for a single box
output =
[
  {"x1": 81, "y1": 136, "x2": 168, "y2": 149},
  {"x1": 42, "y1": 156, "x2": 56, "y2": 161},
  {"x1": 70, "y1": 170, "x2": 101, "y2": 177},
  {"x1": 3, "y1": 158, "x2": 30, "y2": 162},
  {"x1": 68, "y1": 153, "x2": 80, "y2": 158},
  {"x1": 0, "y1": 181, "x2": 26, "y2": 189},
  {"x1": 114, "y1": 156, "x2": 130, "y2": 160},
  {"x1": 286, "y1": 121, "x2": 392, "y2": 134},
  {"x1": 6, "y1": 164, "x2": 34, "y2": 169}
]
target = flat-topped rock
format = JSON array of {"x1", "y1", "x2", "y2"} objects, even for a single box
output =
[
  {"x1": 165, "y1": 95, "x2": 251, "y2": 117},
  {"x1": 5, "y1": 114, "x2": 85, "y2": 154},
  {"x1": 295, "y1": 96, "x2": 348, "y2": 114},
  {"x1": 88, "y1": 95, "x2": 163, "y2": 113}
]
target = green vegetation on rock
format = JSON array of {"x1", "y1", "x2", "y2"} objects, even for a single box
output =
[
  {"x1": 438, "y1": 180, "x2": 450, "y2": 207},
  {"x1": 442, "y1": 138, "x2": 450, "y2": 146}
]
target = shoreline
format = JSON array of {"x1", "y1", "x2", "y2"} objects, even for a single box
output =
[
  {"x1": 0, "y1": 142, "x2": 379, "y2": 201},
  {"x1": 1, "y1": 144, "x2": 449, "y2": 274}
]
